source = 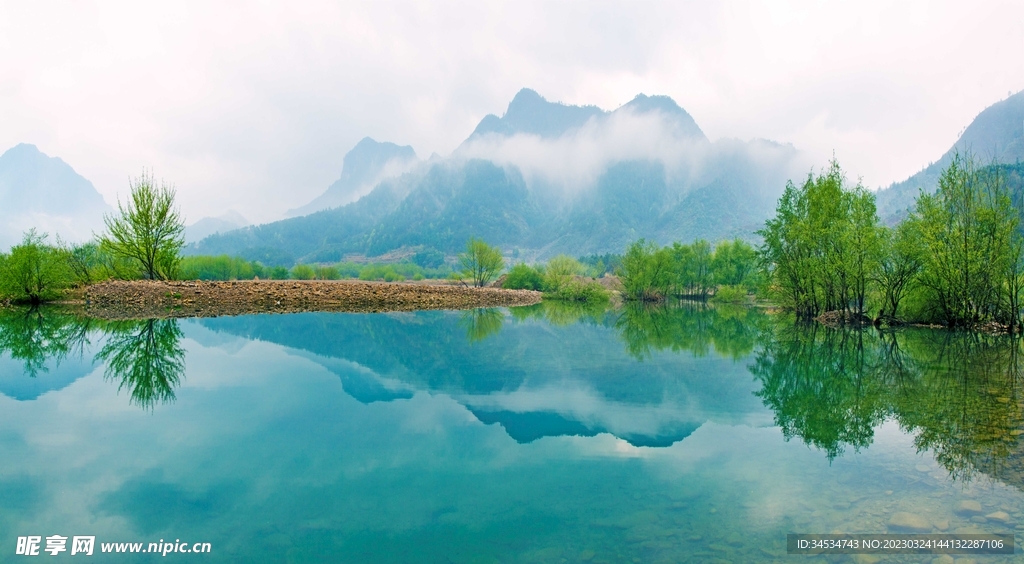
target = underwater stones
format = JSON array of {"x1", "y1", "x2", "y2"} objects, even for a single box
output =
[
  {"x1": 579, "y1": 549, "x2": 596, "y2": 561},
  {"x1": 985, "y1": 511, "x2": 1012, "y2": 524},
  {"x1": 888, "y1": 512, "x2": 932, "y2": 533},
  {"x1": 955, "y1": 500, "x2": 983, "y2": 516},
  {"x1": 931, "y1": 556, "x2": 954, "y2": 564}
]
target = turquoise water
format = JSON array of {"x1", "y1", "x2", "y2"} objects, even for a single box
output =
[{"x1": 0, "y1": 304, "x2": 1022, "y2": 562}]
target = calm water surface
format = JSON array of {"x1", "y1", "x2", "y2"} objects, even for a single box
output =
[{"x1": 1, "y1": 303, "x2": 1022, "y2": 563}]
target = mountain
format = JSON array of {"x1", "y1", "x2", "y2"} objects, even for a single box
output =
[
  {"x1": 467, "y1": 88, "x2": 706, "y2": 143},
  {"x1": 185, "y1": 211, "x2": 249, "y2": 244},
  {"x1": 286, "y1": 137, "x2": 417, "y2": 217},
  {"x1": 0, "y1": 144, "x2": 111, "y2": 249},
  {"x1": 876, "y1": 90, "x2": 1024, "y2": 221},
  {"x1": 191, "y1": 89, "x2": 805, "y2": 264}
]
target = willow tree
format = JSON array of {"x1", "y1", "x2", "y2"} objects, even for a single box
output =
[
  {"x1": 101, "y1": 171, "x2": 185, "y2": 280},
  {"x1": 458, "y1": 237, "x2": 504, "y2": 287},
  {"x1": 910, "y1": 153, "x2": 1019, "y2": 327},
  {"x1": 757, "y1": 159, "x2": 880, "y2": 320}
]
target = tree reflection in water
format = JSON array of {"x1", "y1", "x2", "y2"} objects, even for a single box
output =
[
  {"x1": 753, "y1": 321, "x2": 1024, "y2": 487},
  {"x1": 96, "y1": 319, "x2": 185, "y2": 410},
  {"x1": 459, "y1": 308, "x2": 505, "y2": 343},
  {"x1": 0, "y1": 308, "x2": 97, "y2": 377}
]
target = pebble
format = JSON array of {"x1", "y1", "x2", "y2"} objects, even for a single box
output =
[
  {"x1": 579, "y1": 549, "x2": 596, "y2": 561},
  {"x1": 932, "y1": 556, "x2": 955, "y2": 564}
]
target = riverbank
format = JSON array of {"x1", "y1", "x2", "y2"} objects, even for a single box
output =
[{"x1": 65, "y1": 279, "x2": 541, "y2": 319}]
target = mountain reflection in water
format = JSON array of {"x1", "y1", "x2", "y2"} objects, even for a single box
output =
[{"x1": 2, "y1": 303, "x2": 1024, "y2": 491}]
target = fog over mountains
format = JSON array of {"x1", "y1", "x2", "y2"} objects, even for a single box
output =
[
  {"x1": 0, "y1": 144, "x2": 111, "y2": 249},
  {"x1": 5, "y1": 88, "x2": 1023, "y2": 263},
  {"x1": 190, "y1": 88, "x2": 807, "y2": 265}
]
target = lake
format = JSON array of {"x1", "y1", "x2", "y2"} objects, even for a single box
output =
[{"x1": 1, "y1": 303, "x2": 1022, "y2": 562}]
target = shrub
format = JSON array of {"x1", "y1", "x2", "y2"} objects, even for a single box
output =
[
  {"x1": 0, "y1": 231, "x2": 74, "y2": 304},
  {"x1": 503, "y1": 263, "x2": 545, "y2": 291},
  {"x1": 710, "y1": 284, "x2": 748, "y2": 304},
  {"x1": 315, "y1": 265, "x2": 340, "y2": 280},
  {"x1": 291, "y1": 264, "x2": 316, "y2": 280},
  {"x1": 544, "y1": 279, "x2": 610, "y2": 303},
  {"x1": 269, "y1": 266, "x2": 289, "y2": 280}
]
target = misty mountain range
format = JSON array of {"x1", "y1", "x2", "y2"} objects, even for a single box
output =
[
  {"x1": 188, "y1": 88, "x2": 807, "y2": 265},
  {"x1": 4, "y1": 88, "x2": 1024, "y2": 263}
]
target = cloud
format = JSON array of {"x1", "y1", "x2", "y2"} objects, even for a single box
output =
[
  {"x1": 455, "y1": 107, "x2": 808, "y2": 198},
  {"x1": 1, "y1": 1, "x2": 1022, "y2": 225}
]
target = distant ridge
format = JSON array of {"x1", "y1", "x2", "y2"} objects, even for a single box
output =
[
  {"x1": 287, "y1": 137, "x2": 418, "y2": 217},
  {"x1": 0, "y1": 143, "x2": 111, "y2": 249},
  {"x1": 876, "y1": 90, "x2": 1024, "y2": 222}
]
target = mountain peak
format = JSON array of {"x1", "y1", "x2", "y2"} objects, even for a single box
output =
[
  {"x1": 286, "y1": 137, "x2": 418, "y2": 217},
  {"x1": 619, "y1": 94, "x2": 707, "y2": 141},
  {"x1": 468, "y1": 88, "x2": 605, "y2": 140}
]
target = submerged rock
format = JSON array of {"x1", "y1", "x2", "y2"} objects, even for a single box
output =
[
  {"x1": 955, "y1": 500, "x2": 983, "y2": 516},
  {"x1": 888, "y1": 512, "x2": 931, "y2": 533}
]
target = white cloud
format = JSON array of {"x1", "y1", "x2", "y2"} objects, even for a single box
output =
[{"x1": 1, "y1": 1, "x2": 1022, "y2": 224}]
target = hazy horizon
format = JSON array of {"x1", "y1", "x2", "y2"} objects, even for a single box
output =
[{"x1": 2, "y1": 1, "x2": 1023, "y2": 224}]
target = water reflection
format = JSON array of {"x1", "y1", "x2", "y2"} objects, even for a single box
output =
[
  {"x1": 0, "y1": 308, "x2": 95, "y2": 376},
  {"x1": 0, "y1": 308, "x2": 184, "y2": 410},
  {"x1": 615, "y1": 301, "x2": 767, "y2": 360},
  {"x1": 97, "y1": 319, "x2": 185, "y2": 410},
  {"x1": 753, "y1": 322, "x2": 1024, "y2": 488},
  {"x1": 459, "y1": 308, "x2": 504, "y2": 342}
]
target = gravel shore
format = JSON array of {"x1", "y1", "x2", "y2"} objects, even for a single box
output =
[{"x1": 77, "y1": 279, "x2": 541, "y2": 319}]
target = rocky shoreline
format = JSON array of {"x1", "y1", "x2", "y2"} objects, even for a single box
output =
[{"x1": 69, "y1": 280, "x2": 542, "y2": 319}]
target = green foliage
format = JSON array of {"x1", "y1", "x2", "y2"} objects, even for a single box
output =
[
  {"x1": 909, "y1": 153, "x2": 1021, "y2": 328},
  {"x1": 543, "y1": 255, "x2": 584, "y2": 292},
  {"x1": 757, "y1": 159, "x2": 880, "y2": 319},
  {"x1": 579, "y1": 253, "x2": 622, "y2": 277},
  {"x1": 314, "y1": 265, "x2": 340, "y2": 280},
  {"x1": 544, "y1": 279, "x2": 610, "y2": 303},
  {"x1": 503, "y1": 263, "x2": 545, "y2": 291},
  {"x1": 100, "y1": 171, "x2": 185, "y2": 280},
  {"x1": 412, "y1": 248, "x2": 446, "y2": 269},
  {"x1": 269, "y1": 266, "x2": 289, "y2": 280},
  {"x1": 179, "y1": 255, "x2": 266, "y2": 281},
  {"x1": 710, "y1": 285, "x2": 748, "y2": 304},
  {"x1": 619, "y1": 239, "x2": 673, "y2": 301},
  {"x1": 0, "y1": 231, "x2": 74, "y2": 304},
  {"x1": 459, "y1": 237, "x2": 504, "y2": 287},
  {"x1": 290, "y1": 264, "x2": 316, "y2": 280},
  {"x1": 359, "y1": 264, "x2": 405, "y2": 282}
]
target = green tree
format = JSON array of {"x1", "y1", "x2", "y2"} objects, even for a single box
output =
[
  {"x1": 459, "y1": 237, "x2": 504, "y2": 287},
  {"x1": 911, "y1": 153, "x2": 1017, "y2": 327},
  {"x1": 619, "y1": 239, "x2": 672, "y2": 301},
  {"x1": 543, "y1": 254, "x2": 584, "y2": 292},
  {"x1": 874, "y1": 221, "x2": 923, "y2": 321},
  {"x1": 0, "y1": 230, "x2": 74, "y2": 304},
  {"x1": 503, "y1": 263, "x2": 545, "y2": 291},
  {"x1": 100, "y1": 171, "x2": 185, "y2": 280},
  {"x1": 757, "y1": 159, "x2": 880, "y2": 319}
]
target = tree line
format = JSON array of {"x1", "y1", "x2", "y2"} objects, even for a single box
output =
[{"x1": 758, "y1": 154, "x2": 1024, "y2": 330}]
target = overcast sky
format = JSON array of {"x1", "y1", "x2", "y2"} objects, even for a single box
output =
[{"x1": 2, "y1": 1, "x2": 1023, "y2": 224}]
